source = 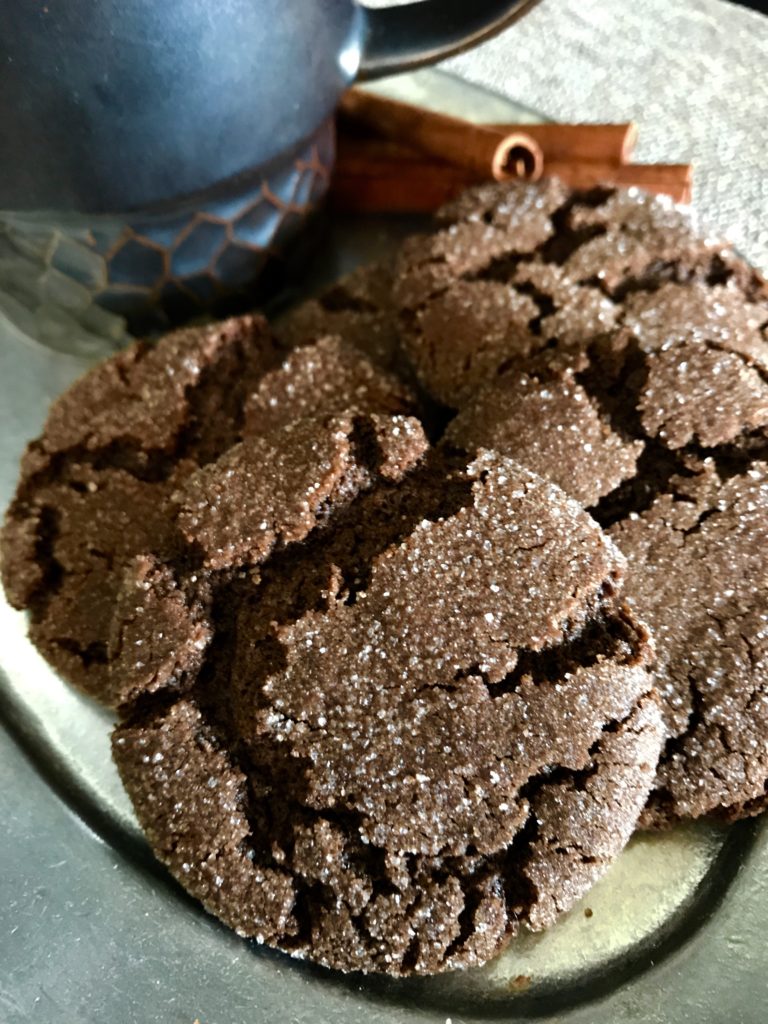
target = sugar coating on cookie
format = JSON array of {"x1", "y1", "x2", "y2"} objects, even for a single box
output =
[
  {"x1": 0, "y1": 318, "x2": 416, "y2": 704},
  {"x1": 446, "y1": 370, "x2": 643, "y2": 507},
  {"x1": 112, "y1": 430, "x2": 662, "y2": 975},
  {"x1": 610, "y1": 465, "x2": 768, "y2": 824},
  {"x1": 434, "y1": 186, "x2": 768, "y2": 824},
  {"x1": 393, "y1": 181, "x2": 761, "y2": 407},
  {"x1": 243, "y1": 334, "x2": 415, "y2": 437}
]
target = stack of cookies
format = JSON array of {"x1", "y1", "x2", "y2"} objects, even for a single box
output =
[{"x1": 2, "y1": 180, "x2": 767, "y2": 976}]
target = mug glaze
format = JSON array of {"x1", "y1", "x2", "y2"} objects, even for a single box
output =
[{"x1": 0, "y1": 0, "x2": 539, "y2": 327}]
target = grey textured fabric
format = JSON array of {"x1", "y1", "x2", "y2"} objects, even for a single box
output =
[
  {"x1": 446, "y1": 0, "x2": 768, "y2": 269},
  {"x1": 371, "y1": 0, "x2": 768, "y2": 270}
]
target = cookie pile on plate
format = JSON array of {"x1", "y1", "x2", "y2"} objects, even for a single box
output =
[
  {"x1": 2, "y1": 179, "x2": 767, "y2": 976},
  {"x1": 391, "y1": 181, "x2": 768, "y2": 827}
]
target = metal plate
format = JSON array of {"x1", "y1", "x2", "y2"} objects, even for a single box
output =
[{"x1": 1, "y1": 69, "x2": 766, "y2": 1024}]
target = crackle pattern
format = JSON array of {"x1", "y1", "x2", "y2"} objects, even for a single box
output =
[
  {"x1": 446, "y1": 370, "x2": 643, "y2": 508},
  {"x1": 429, "y1": 181, "x2": 768, "y2": 825},
  {"x1": 0, "y1": 319, "x2": 414, "y2": 704},
  {"x1": 393, "y1": 181, "x2": 764, "y2": 409},
  {"x1": 112, "y1": 437, "x2": 661, "y2": 975},
  {"x1": 243, "y1": 334, "x2": 415, "y2": 437},
  {"x1": 1, "y1": 285, "x2": 662, "y2": 973},
  {"x1": 611, "y1": 467, "x2": 768, "y2": 825}
]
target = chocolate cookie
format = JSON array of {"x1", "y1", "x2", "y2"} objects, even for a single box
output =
[
  {"x1": 612, "y1": 464, "x2": 768, "y2": 825},
  {"x1": 243, "y1": 333, "x2": 414, "y2": 437},
  {"x1": 446, "y1": 368, "x2": 644, "y2": 507},
  {"x1": 443, "y1": 232, "x2": 768, "y2": 824},
  {"x1": 0, "y1": 317, "x2": 414, "y2": 704},
  {"x1": 111, "y1": 421, "x2": 662, "y2": 975},
  {"x1": 393, "y1": 180, "x2": 762, "y2": 408},
  {"x1": 274, "y1": 263, "x2": 404, "y2": 376}
]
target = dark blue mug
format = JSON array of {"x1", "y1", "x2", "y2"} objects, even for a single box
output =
[{"x1": 0, "y1": 0, "x2": 538, "y2": 327}]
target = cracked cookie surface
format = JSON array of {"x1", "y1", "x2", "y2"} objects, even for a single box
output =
[
  {"x1": 611, "y1": 465, "x2": 768, "y2": 824},
  {"x1": 0, "y1": 317, "x2": 414, "y2": 704},
  {"x1": 393, "y1": 181, "x2": 763, "y2": 408},
  {"x1": 432, "y1": 183, "x2": 768, "y2": 824},
  {"x1": 111, "y1": 427, "x2": 661, "y2": 975},
  {"x1": 0, "y1": 226, "x2": 667, "y2": 975}
]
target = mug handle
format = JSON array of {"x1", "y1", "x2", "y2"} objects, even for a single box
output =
[{"x1": 357, "y1": 0, "x2": 542, "y2": 80}]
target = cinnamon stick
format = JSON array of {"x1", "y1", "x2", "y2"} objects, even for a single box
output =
[
  {"x1": 332, "y1": 136, "x2": 475, "y2": 212},
  {"x1": 332, "y1": 136, "x2": 692, "y2": 212},
  {"x1": 330, "y1": 171, "x2": 472, "y2": 214},
  {"x1": 339, "y1": 89, "x2": 543, "y2": 182},
  {"x1": 334, "y1": 93, "x2": 691, "y2": 211},
  {"x1": 489, "y1": 122, "x2": 638, "y2": 165},
  {"x1": 335, "y1": 136, "x2": 470, "y2": 178},
  {"x1": 340, "y1": 90, "x2": 637, "y2": 171},
  {"x1": 544, "y1": 160, "x2": 692, "y2": 203}
]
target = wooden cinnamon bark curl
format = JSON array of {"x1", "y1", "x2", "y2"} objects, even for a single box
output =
[{"x1": 340, "y1": 89, "x2": 542, "y2": 183}]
